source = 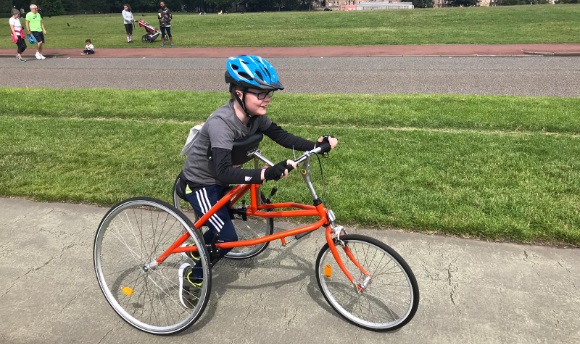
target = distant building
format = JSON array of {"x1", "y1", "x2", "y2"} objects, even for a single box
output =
[
  {"x1": 357, "y1": 2, "x2": 414, "y2": 10},
  {"x1": 325, "y1": 0, "x2": 413, "y2": 11},
  {"x1": 328, "y1": 0, "x2": 555, "y2": 9}
]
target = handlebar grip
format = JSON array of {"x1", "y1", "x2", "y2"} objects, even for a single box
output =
[{"x1": 317, "y1": 141, "x2": 332, "y2": 154}]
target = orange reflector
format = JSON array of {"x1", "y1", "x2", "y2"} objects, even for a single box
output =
[
  {"x1": 323, "y1": 265, "x2": 332, "y2": 278},
  {"x1": 121, "y1": 286, "x2": 134, "y2": 296}
]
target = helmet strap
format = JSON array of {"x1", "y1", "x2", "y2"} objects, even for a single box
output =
[{"x1": 231, "y1": 85, "x2": 254, "y2": 118}]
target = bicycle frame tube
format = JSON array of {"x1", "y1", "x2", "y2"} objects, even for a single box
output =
[{"x1": 155, "y1": 182, "x2": 324, "y2": 265}]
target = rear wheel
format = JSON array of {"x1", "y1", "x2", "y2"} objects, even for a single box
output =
[
  {"x1": 227, "y1": 191, "x2": 273, "y2": 259},
  {"x1": 172, "y1": 176, "x2": 273, "y2": 259},
  {"x1": 315, "y1": 234, "x2": 419, "y2": 331},
  {"x1": 93, "y1": 197, "x2": 212, "y2": 335}
]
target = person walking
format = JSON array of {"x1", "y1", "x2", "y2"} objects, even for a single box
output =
[
  {"x1": 122, "y1": 4, "x2": 134, "y2": 43},
  {"x1": 9, "y1": 9, "x2": 27, "y2": 62},
  {"x1": 157, "y1": 1, "x2": 173, "y2": 47},
  {"x1": 25, "y1": 4, "x2": 46, "y2": 60}
]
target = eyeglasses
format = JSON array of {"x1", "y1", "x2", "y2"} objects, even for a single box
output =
[{"x1": 245, "y1": 90, "x2": 275, "y2": 100}]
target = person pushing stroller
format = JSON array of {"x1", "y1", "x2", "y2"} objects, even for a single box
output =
[{"x1": 158, "y1": 2, "x2": 173, "y2": 47}]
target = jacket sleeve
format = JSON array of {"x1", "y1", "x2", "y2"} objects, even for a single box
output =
[
  {"x1": 263, "y1": 121, "x2": 316, "y2": 151},
  {"x1": 212, "y1": 147, "x2": 263, "y2": 185}
]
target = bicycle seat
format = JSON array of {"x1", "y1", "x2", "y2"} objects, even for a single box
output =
[
  {"x1": 175, "y1": 174, "x2": 187, "y2": 200},
  {"x1": 230, "y1": 132, "x2": 263, "y2": 166}
]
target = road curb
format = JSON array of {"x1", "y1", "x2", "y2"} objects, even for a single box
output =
[{"x1": 523, "y1": 51, "x2": 580, "y2": 56}]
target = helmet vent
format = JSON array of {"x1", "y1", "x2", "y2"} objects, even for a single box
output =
[{"x1": 238, "y1": 72, "x2": 251, "y2": 80}]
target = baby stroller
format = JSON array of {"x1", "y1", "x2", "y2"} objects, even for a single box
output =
[{"x1": 137, "y1": 19, "x2": 161, "y2": 43}]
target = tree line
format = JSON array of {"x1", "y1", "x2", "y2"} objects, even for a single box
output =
[
  {"x1": 4, "y1": 0, "x2": 574, "y2": 16},
  {"x1": 5, "y1": 0, "x2": 324, "y2": 15}
]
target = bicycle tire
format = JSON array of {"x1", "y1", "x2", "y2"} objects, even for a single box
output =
[
  {"x1": 315, "y1": 234, "x2": 419, "y2": 331},
  {"x1": 226, "y1": 190, "x2": 273, "y2": 259},
  {"x1": 172, "y1": 175, "x2": 273, "y2": 260},
  {"x1": 93, "y1": 197, "x2": 212, "y2": 335}
]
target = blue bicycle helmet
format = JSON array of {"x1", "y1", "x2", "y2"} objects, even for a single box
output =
[{"x1": 225, "y1": 55, "x2": 284, "y2": 90}]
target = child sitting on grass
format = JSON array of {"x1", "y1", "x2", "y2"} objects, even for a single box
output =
[{"x1": 81, "y1": 39, "x2": 94, "y2": 55}]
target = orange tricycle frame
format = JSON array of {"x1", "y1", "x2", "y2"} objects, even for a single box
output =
[{"x1": 156, "y1": 147, "x2": 369, "y2": 289}]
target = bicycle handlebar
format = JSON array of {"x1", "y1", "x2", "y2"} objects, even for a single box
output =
[
  {"x1": 250, "y1": 143, "x2": 330, "y2": 168},
  {"x1": 294, "y1": 143, "x2": 330, "y2": 164},
  {"x1": 248, "y1": 143, "x2": 330, "y2": 200}
]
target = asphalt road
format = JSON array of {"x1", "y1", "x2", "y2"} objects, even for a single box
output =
[{"x1": 1, "y1": 56, "x2": 579, "y2": 96}]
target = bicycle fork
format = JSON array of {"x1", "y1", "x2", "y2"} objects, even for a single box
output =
[{"x1": 325, "y1": 212, "x2": 372, "y2": 294}]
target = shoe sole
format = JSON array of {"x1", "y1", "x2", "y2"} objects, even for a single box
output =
[{"x1": 178, "y1": 263, "x2": 193, "y2": 309}]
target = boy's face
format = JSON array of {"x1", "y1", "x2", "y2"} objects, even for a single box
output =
[{"x1": 240, "y1": 89, "x2": 274, "y2": 116}]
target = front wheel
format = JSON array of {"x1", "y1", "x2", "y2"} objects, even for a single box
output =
[
  {"x1": 315, "y1": 234, "x2": 419, "y2": 331},
  {"x1": 93, "y1": 197, "x2": 212, "y2": 335}
]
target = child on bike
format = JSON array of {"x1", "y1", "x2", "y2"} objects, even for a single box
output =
[{"x1": 178, "y1": 55, "x2": 338, "y2": 308}]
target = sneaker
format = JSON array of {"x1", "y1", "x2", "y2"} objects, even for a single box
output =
[
  {"x1": 180, "y1": 243, "x2": 200, "y2": 262},
  {"x1": 35, "y1": 52, "x2": 42, "y2": 60},
  {"x1": 161, "y1": 43, "x2": 165, "y2": 47},
  {"x1": 170, "y1": 43, "x2": 174, "y2": 47},
  {"x1": 40, "y1": 54, "x2": 46, "y2": 60},
  {"x1": 178, "y1": 263, "x2": 202, "y2": 309},
  {"x1": 16, "y1": 55, "x2": 26, "y2": 62}
]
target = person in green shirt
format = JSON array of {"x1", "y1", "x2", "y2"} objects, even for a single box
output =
[{"x1": 25, "y1": 4, "x2": 46, "y2": 60}]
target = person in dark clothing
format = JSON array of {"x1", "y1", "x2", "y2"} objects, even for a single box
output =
[{"x1": 157, "y1": 1, "x2": 173, "y2": 46}]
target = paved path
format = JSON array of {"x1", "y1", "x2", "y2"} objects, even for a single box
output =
[
  {"x1": 1, "y1": 43, "x2": 580, "y2": 58},
  {"x1": 0, "y1": 198, "x2": 578, "y2": 344}
]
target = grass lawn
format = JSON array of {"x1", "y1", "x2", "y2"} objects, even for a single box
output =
[
  {"x1": 0, "y1": 88, "x2": 578, "y2": 246},
  {"x1": 0, "y1": 5, "x2": 578, "y2": 49}
]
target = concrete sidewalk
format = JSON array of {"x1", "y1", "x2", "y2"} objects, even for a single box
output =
[
  {"x1": 1, "y1": 43, "x2": 580, "y2": 59},
  {"x1": 0, "y1": 197, "x2": 578, "y2": 343}
]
